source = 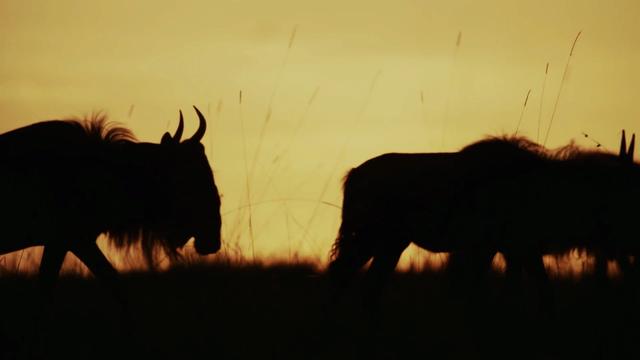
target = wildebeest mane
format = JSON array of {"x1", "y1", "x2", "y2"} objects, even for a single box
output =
[
  {"x1": 66, "y1": 112, "x2": 137, "y2": 144},
  {"x1": 463, "y1": 135, "x2": 621, "y2": 164},
  {"x1": 64, "y1": 114, "x2": 182, "y2": 267}
]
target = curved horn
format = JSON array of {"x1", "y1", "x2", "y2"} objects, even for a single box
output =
[
  {"x1": 189, "y1": 106, "x2": 207, "y2": 143},
  {"x1": 619, "y1": 130, "x2": 627, "y2": 158},
  {"x1": 173, "y1": 110, "x2": 184, "y2": 142}
]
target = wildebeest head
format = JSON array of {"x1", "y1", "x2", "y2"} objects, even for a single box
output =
[{"x1": 159, "y1": 106, "x2": 222, "y2": 256}]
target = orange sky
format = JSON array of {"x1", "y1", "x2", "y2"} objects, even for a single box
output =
[{"x1": 1, "y1": 0, "x2": 640, "y2": 273}]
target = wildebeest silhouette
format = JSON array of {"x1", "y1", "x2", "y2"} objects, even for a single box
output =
[
  {"x1": 328, "y1": 132, "x2": 638, "y2": 312},
  {"x1": 327, "y1": 136, "x2": 536, "y2": 308},
  {"x1": 455, "y1": 131, "x2": 639, "y2": 312},
  {"x1": 0, "y1": 106, "x2": 221, "y2": 298}
]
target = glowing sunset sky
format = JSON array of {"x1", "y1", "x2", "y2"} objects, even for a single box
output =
[{"x1": 1, "y1": 0, "x2": 639, "y2": 272}]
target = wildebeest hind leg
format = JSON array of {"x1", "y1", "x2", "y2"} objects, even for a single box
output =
[
  {"x1": 327, "y1": 243, "x2": 374, "y2": 304},
  {"x1": 361, "y1": 247, "x2": 404, "y2": 317},
  {"x1": 29, "y1": 245, "x2": 67, "y2": 358}
]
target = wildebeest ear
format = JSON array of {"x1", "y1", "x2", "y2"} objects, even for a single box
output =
[
  {"x1": 628, "y1": 133, "x2": 636, "y2": 163},
  {"x1": 619, "y1": 130, "x2": 627, "y2": 159},
  {"x1": 161, "y1": 132, "x2": 173, "y2": 145},
  {"x1": 619, "y1": 130, "x2": 635, "y2": 163}
]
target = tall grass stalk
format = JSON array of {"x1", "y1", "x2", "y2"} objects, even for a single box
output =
[
  {"x1": 442, "y1": 31, "x2": 462, "y2": 150},
  {"x1": 514, "y1": 89, "x2": 531, "y2": 136},
  {"x1": 420, "y1": 90, "x2": 429, "y2": 146},
  {"x1": 243, "y1": 88, "x2": 320, "y2": 257},
  {"x1": 238, "y1": 90, "x2": 256, "y2": 261},
  {"x1": 420, "y1": 90, "x2": 426, "y2": 121},
  {"x1": 15, "y1": 249, "x2": 25, "y2": 273},
  {"x1": 285, "y1": 211, "x2": 292, "y2": 261},
  {"x1": 249, "y1": 165, "x2": 326, "y2": 254},
  {"x1": 299, "y1": 70, "x2": 381, "y2": 252},
  {"x1": 208, "y1": 98, "x2": 232, "y2": 262},
  {"x1": 537, "y1": 62, "x2": 549, "y2": 143},
  {"x1": 206, "y1": 99, "x2": 223, "y2": 158},
  {"x1": 255, "y1": 86, "x2": 320, "y2": 203},
  {"x1": 543, "y1": 31, "x2": 582, "y2": 146},
  {"x1": 248, "y1": 25, "x2": 298, "y2": 186}
]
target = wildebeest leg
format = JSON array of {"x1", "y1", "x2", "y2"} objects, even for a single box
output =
[
  {"x1": 70, "y1": 242, "x2": 128, "y2": 312},
  {"x1": 468, "y1": 248, "x2": 497, "y2": 312},
  {"x1": 31, "y1": 245, "x2": 67, "y2": 358},
  {"x1": 448, "y1": 247, "x2": 495, "y2": 295},
  {"x1": 593, "y1": 253, "x2": 609, "y2": 289},
  {"x1": 448, "y1": 247, "x2": 496, "y2": 355},
  {"x1": 617, "y1": 254, "x2": 638, "y2": 301},
  {"x1": 327, "y1": 240, "x2": 374, "y2": 305},
  {"x1": 323, "y1": 235, "x2": 375, "y2": 354},
  {"x1": 500, "y1": 251, "x2": 524, "y2": 313},
  {"x1": 70, "y1": 241, "x2": 137, "y2": 349},
  {"x1": 352, "y1": 247, "x2": 404, "y2": 359},
  {"x1": 38, "y1": 245, "x2": 67, "y2": 302},
  {"x1": 617, "y1": 255, "x2": 633, "y2": 279},
  {"x1": 361, "y1": 246, "x2": 404, "y2": 317},
  {"x1": 446, "y1": 251, "x2": 469, "y2": 297},
  {"x1": 526, "y1": 255, "x2": 554, "y2": 320}
]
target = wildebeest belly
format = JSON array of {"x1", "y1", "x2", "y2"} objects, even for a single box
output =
[
  {"x1": 494, "y1": 183, "x2": 603, "y2": 256},
  {"x1": 0, "y1": 161, "x2": 83, "y2": 254},
  {"x1": 405, "y1": 210, "x2": 454, "y2": 253}
]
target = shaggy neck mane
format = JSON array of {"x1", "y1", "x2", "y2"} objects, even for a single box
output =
[
  {"x1": 67, "y1": 113, "x2": 137, "y2": 144},
  {"x1": 463, "y1": 135, "x2": 617, "y2": 163},
  {"x1": 67, "y1": 114, "x2": 179, "y2": 266}
]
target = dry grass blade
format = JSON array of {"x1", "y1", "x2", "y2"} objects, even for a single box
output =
[
  {"x1": 443, "y1": 31, "x2": 462, "y2": 149},
  {"x1": 238, "y1": 90, "x2": 256, "y2": 261},
  {"x1": 288, "y1": 24, "x2": 298, "y2": 50},
  {"x1": 514, "y1": 89, "x2": 531, "y2": 135},
  {"x1": 420, "y1": 89, "x2": 427, "y2": 131},
  {"x1": 255, "y1": 86, "x2": 320, "y2": 203},
  {"x1": 208, "y1": 98, "x2": 223, "y2": 157},
  {"x1": 537, "y1": 62, "x2": 549, "y2": 143},
  {"x1": 249, "y1": 24, "x2": 299, "y2": 186},
  {"x1": 543, "y1": 31, "x2": 582, "y2": 146},
  {"x1": 298, "y1": 71, "x2": 381, "y2": 252},
  {"x1": 127, "y1": 104, "x2": 135, "y2": 119}
]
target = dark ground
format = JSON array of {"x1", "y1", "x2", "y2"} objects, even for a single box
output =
[{"x1": 0, "y1": 264, "x2": 638, "y2": 360}]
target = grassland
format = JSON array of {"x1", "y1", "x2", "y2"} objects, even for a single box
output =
[{"x1": 0, "y1": 264, "x2": 638, "y2": 360}]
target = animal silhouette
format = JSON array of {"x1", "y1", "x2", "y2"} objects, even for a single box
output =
[
  {"x1": 327, "y1": 136, "x2": 533, "y2": 309},
  {"x1": 455, "y1": 131, "x2": 639, "y2": 313},
  {"x1": 0, "y1": 106, "x2": 221, "y2": 299},
  {"x1": 328, "y1": 132, "x2": 638, "y2": 312}
]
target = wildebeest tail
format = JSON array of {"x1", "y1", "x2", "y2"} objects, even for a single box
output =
[{"x1": 329, "y1": 167, "x2": 362, "y2": 261}]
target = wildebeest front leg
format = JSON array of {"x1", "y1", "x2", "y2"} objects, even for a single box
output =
[
  {"x1": 38, "y1": 245, "x2": 67, "y2": 302},
  {"x1": 71, "y1": 242, "x2": 138, "y2": 351},
  {"x1": 70, "y1": 242, "x2": 130, "y2": 316},
  {"x1": 526, "y1": 255, "x2": 555, "y2": 320},
  {"x1": 70, "y1": 242, "x2": 118, "y2": 279}
]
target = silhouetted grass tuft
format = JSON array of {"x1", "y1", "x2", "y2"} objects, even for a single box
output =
[{"x1": 1, "y1": 264, "x2": 638, "y2": 360}]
